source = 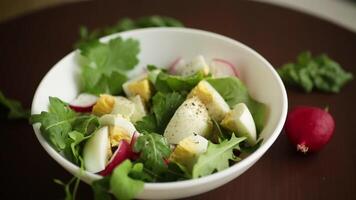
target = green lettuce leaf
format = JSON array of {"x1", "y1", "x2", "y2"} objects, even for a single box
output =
[
  {"x1": 110, "y1": 160, "x2": 144, "y2": 200},
  {"x1": 206, "y1": 77, "x2": 267, "y2": 134},
  {"x1": 278, "y1": 51, "x2": 353, "y2": 93},
  {"x1": 134, "y1": 114, "x2": 158, "y2": 134},
  {"x1": 148, "y1": 67, "x2": 205, "y2": 93},
  {"x1": 80, "y1": 37, "x2": 139, "y2": 95},
  {"x1": 0, "y1": 90, "x2": 29, "y2": 119},
  {"x1": 192, "y1": 134, "x2": 246, "y2": 178},
  {"x1": 133, "y1": 133, "x2": 172, "y2": 174}
]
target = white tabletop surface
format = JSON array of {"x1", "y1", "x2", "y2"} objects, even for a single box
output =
[{"x1": 254, "y1": 0, "x2": 356, "y2": 33}]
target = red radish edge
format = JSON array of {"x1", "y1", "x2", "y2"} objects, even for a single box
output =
[
  {"x1": 99, "y1": 140, "x2": 131, "y2": 176},
  {"x1": 168, "y1": 57, "x2": 181, "y2": 74},
  {"x1": 69, "y1": 104, "x2": 95, "y2": 113},
  {"x1": 69, "y1": 94, "x2": 98, "y2": 113},
  {"x1": 212, "y1": 58, "x2": 240, "y2": 77},
  {"x1": 129, "y1": 131, "x2": 140, "y2": 160}
]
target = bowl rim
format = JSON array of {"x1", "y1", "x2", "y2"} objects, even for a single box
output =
[{"x1": 31, "y1": 27, "x2": 288, "y2": 190}]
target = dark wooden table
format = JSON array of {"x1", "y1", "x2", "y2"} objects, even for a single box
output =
[{"x1": 1, "y1": 0, "x2": 355, "y2": 199}]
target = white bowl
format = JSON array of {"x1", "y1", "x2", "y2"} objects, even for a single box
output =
[{"x1": 31, "y1": 27, "x2": 288, "y2": 199}]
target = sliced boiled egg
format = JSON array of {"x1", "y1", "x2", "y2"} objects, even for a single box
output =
[
  {"x1": 176, "y1": 55, "x2": 210, "y2": 76},
  {"x1": 122, "y1": 75, "x2": 152, "y2": 102},
  {"x1": 92, "y1": 94, "x2": 116, "y2": 116},
  {"x1": 111, "y1": 96, "x2": 136, "y2": 120},
  {"x1": 83, "y1": 126, "x2": 111, "y2": 173},
  {"x1": 99, "y1": 114, "x2": 137, "y2": 146},
  {"x1": 188, "y1": 80, "x2": 230, "y2": 122},
  {"x1": 221, "y1": 103, "x2": 257, "y2": 145},
  {"x1": 129, "y1": 95, "x2": 147, "y2": 123},
  {"x1": 170, "y1": 134, "x2": 208, "y2": 171},
  {"x1": 164, "y1": 97, "x2": 212, "y2": 144}
]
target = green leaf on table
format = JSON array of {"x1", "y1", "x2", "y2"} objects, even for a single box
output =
[
  {"x1": 192, "y1": 134, "x2": 246, "y2": 178},
  {"x1": 206, "y1": 77, "x2": 267, "y2": 134},
  {"x1": 110, "y1": 160, "x2": 144, "y2": 200},
  {"x1": 0, "y1": 90, "x2": 30, "y2": 119},
  {"x1": 133, "y1": 133, "x2": 172, "y2": 174},
  {"x1": 54, "y1": 175, "x2": 81, "y2": 200},
  {"x1": 277, "y1": 51, "x2": 353, "y2": 93},
  {"x1": 75, "y1": 15, "x2": 184, "y2": 48},
  {"x1": 80, "y1": 37, "x2": 139, "y2": 95}
]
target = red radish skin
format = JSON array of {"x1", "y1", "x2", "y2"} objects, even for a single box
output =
[
  {"x1": 129, "y1": 131, "x2": 140, "y2": 160},
  {"x1": 285, "y1": 106, "x2": 335, "y2": 153},
  {"x1": 69, "y1": 93, "x2": 98, "y2": 113},
  {"x1": 99, "y1": 140, "x2": 131, "y2": 176},
  {"x1": 168, "y1": 57, "x2": 182, "y2": 74},
  {"x1": 69, "y1": 104, "x2": 94, "y2": 113}
]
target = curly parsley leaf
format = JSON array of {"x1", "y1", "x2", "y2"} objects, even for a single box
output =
[
  {"x1": 80, "y1": 37, "x2": 139, "y2": 95},
  {"x1": 0, "y1": 90, "x2": 29, "y2": 119},
  {"x1": 278, "y1": 51, "x2": 353, "y2": 93},
  {"x1": 135, "y1": 114, "x2": 157, "y2": 133},
  {"x1": 134, "y1": 133, "x2": 172, "y2": 174},
  {"x1": 75, "y1": 15, "x2": 184, "y2": 48},
  {"x1": 192, "y1": 134, "x2": 246, "y2": 178}
]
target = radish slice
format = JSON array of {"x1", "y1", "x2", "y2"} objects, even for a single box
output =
[
  {"x1": 168, "y1": 57, "x2": 185, "y2": 74},
  {"x1": 129, "y1": 131, "x2": 140, "y2": 160},
  {"x1": 210, "y1": 58, "x2": 240, "y2": 78},
  {"x1": 69, "y1": 93, "x2": 98, "y2": 113},
  {"x1": 99, "y1": 140, "x2": 131, "y2": 176}
]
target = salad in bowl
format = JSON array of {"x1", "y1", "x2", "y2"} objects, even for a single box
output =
[{"x1": 31, "y1": 28, "x2": 287, "y2": 200}]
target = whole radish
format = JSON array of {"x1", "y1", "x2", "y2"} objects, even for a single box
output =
[{"x1": 285, "y1": 106, "x2": 335, "y2": 153}]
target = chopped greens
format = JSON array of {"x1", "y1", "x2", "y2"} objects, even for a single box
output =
[
  {"x1": 278, "y1": 51, "x2": 353, "y2": 93},
  {"x1": 0, "y1": 90, "x2": 30, "y2": 119}
]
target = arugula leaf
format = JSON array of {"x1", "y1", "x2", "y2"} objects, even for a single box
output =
[
  {"x1": 152, "y1": 92, "x2": 185, "y2": 132},
  {"x1": 0, "y1": 90, "x2": 29, "y2": 119},
  {"x1": 148, "y1": 67, "x2": 205, "y2": 93},
  {"x1": 206, "y1": 77, "x2": 267, "y2": 134},
  {"x1": 54, "y1": 176, "x2": 81, "y2": 200},
  {"x1": 134, "y1": 133, "x2": 172, "y2": 174},
  {"x1": 30, "y1": 97, "x2": 99, "y2": 164},
  {"x1": 75, "y1": 15, "x2": 184, "y2": 48},
  {"x1": 72, "y1": 114, "x2": 100, "y2": 135},
  {"x1": 192, "y1": 134, "x2": 246, "y2": 178},
  {"x1": 110, "y1": 160, "x2": 144, "y2": 200},
  {"x1": 278, "y1": 51, "x2": 353, "y2": 93},
  {"x1": 30, "y1": 97, "x2": 76, "y2": 151},
  {"x1": 80, "y1": 37, "x2": 139, "y2": 95}
]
